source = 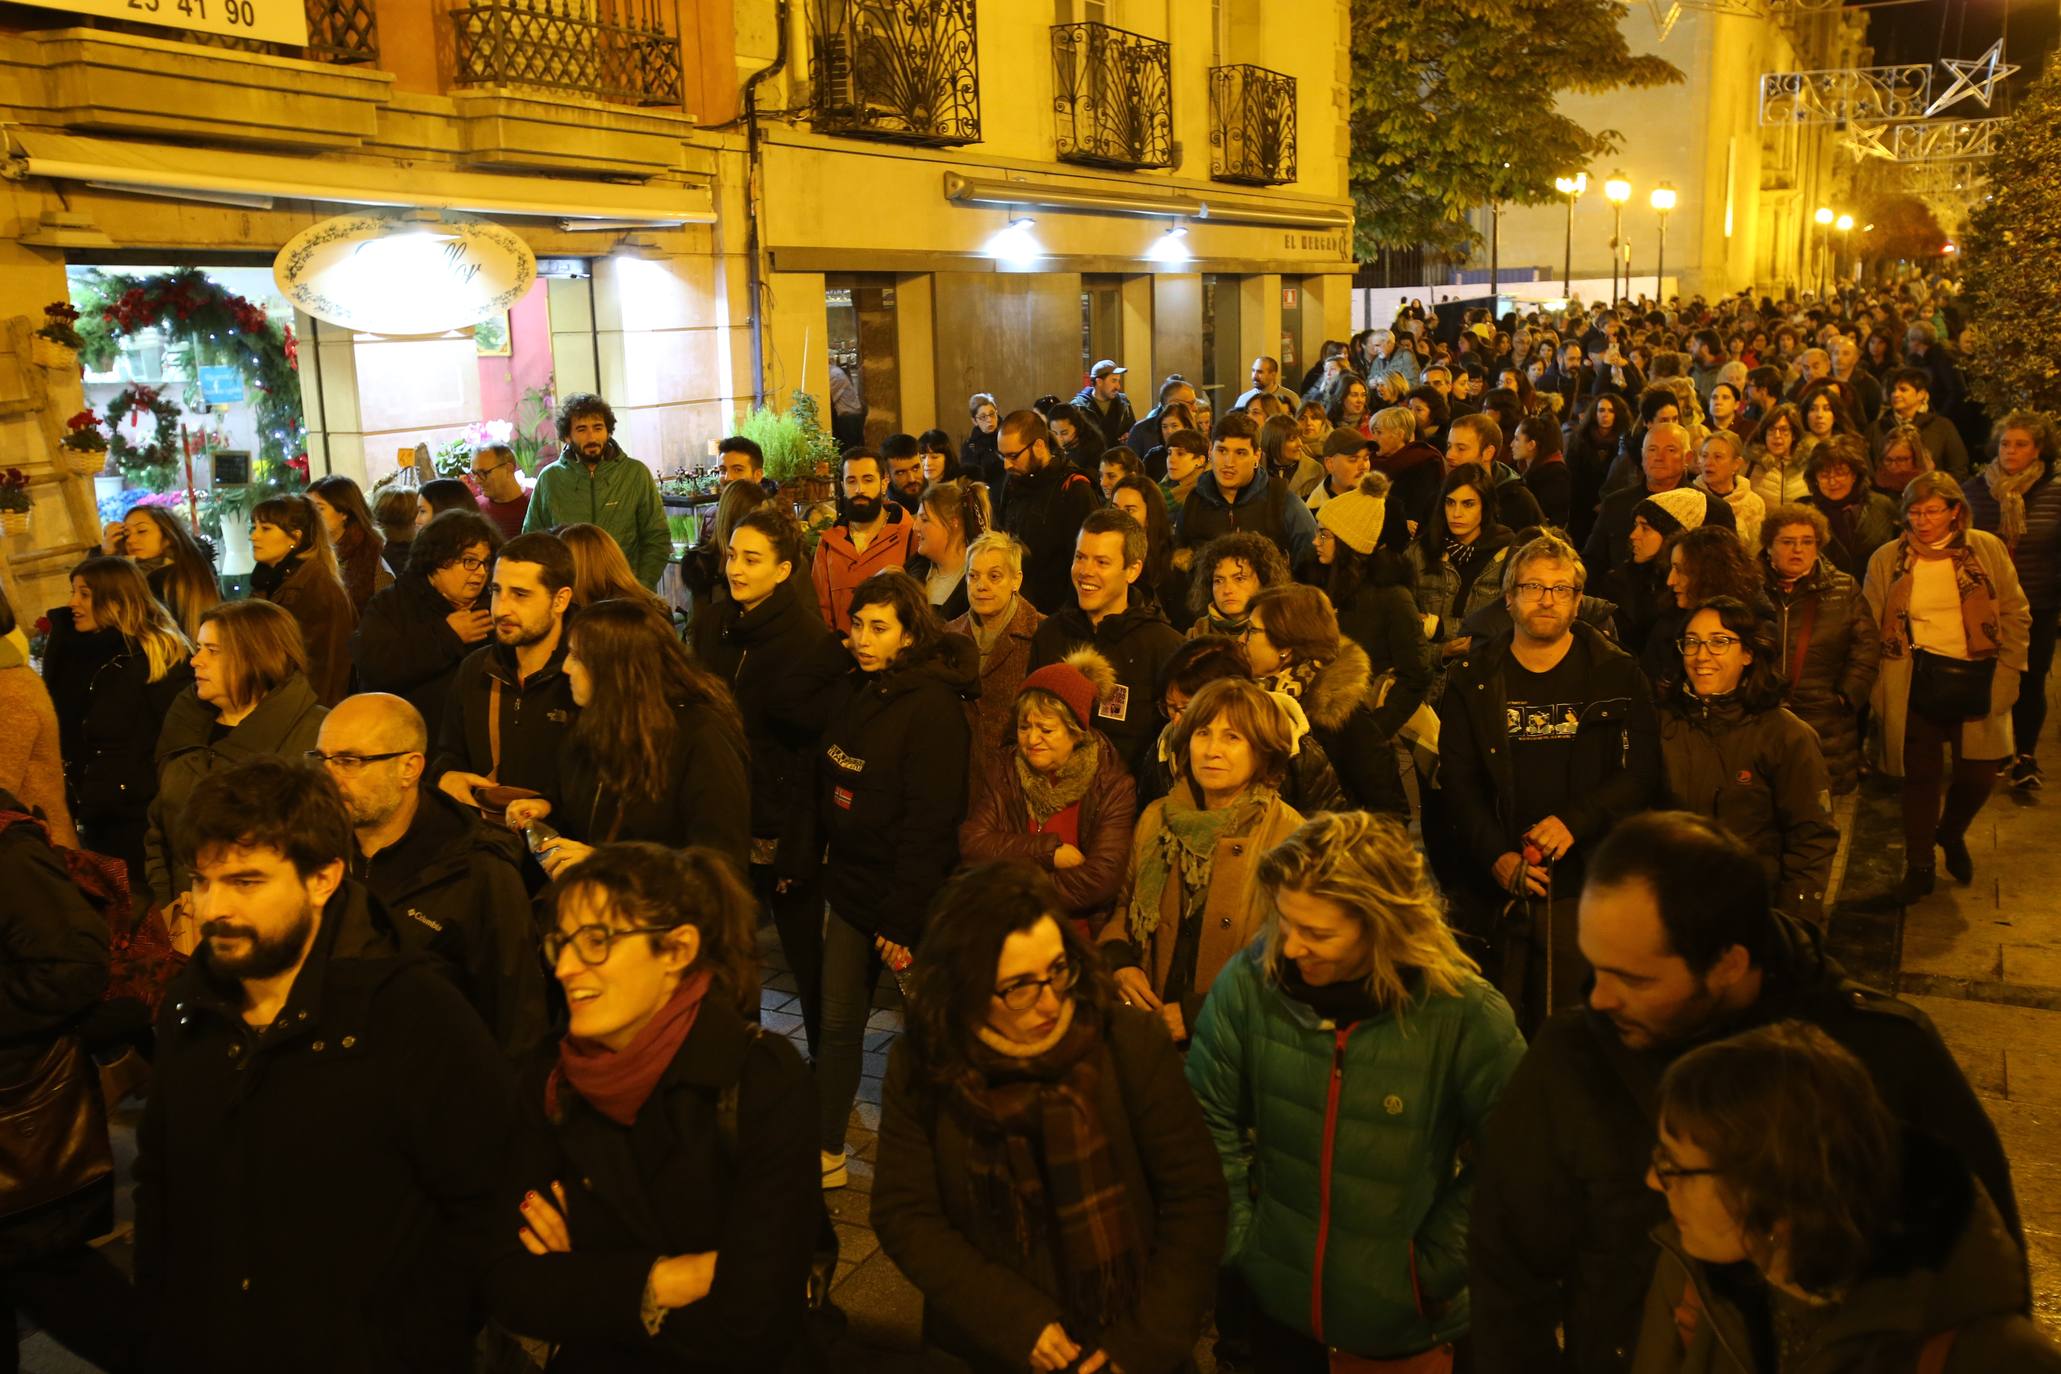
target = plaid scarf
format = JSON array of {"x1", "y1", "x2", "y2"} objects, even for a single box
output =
[
  {"x1": 1877, "y1": 532, "x2": 2002, "y2": 661},
  {"x1": 1981, "y1": 458, "x2": 2044, "y2": 550},
  {"x1": 947, "y1": 1001, "x2": 1143, "y2": 1334}
]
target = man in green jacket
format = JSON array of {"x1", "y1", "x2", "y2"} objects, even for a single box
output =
[{"x1": 521, "y1": 392, "x2": 672, "y2": 589}]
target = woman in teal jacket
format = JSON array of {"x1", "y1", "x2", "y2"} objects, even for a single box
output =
[{"x1": 1185, "y1": 810, "x2": 1525, "y2": 1370}]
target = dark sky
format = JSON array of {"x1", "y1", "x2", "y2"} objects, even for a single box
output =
[{"x1": 1859, "y1": 0, "x2": 2058, "y2": 111}]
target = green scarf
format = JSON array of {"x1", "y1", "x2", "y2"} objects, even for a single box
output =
[
  {"x1": 1016, "y1": 735, "x2": 1101, "y2": 825},
  {"x1": 1126, "y1": 785, "x2": 1271, "y2": 945}
]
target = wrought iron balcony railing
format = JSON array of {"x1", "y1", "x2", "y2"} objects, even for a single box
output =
[
  {"x1": 1208, "y1": 63, "x2": 1295, "y2": 186},
  {"x1": 1051, "y1": 21, "x2": 1172, "y2": 170},
  {"x1": 814, "y1": 0, "x2": 981, "y2": 146},
  {"x1": 453, "y1": 0, "x2": 684, "y2": 107}
]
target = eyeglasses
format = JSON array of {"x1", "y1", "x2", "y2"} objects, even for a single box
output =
[
  {"x1": 470, "y1": 460, "x2": 510, "y2": 477},
  {"x1": 545, "y1": 923, "x2": 678, "y2": 967},
  {"x1": 1678, "y1": 634, "x2": 1742, "y2": 657},
  {"x1": 1650, "y1": 1145, "x2": 1718, "y2": 1192},
  {"x1": 994, "y1": 958, "x2": 1079, "y2": 1011},
  {"x1": 998, "y1": 439, "x2": 1038, "y2": 464},
  {"x1": 304, "y1": 749, "x2": 415, "y2": 774},
  {"x1": 446, "y1": 555, "x2": 489, "y2": 573},
  {"x1": 1771, "y1": 536, "x2": 1819, "y2": 550},
  {"x1": 1515, "y1": 582, "x2": 1578, "y2": 603},
  {"x1": 1907, "y1": 502, "x2": 1953, "y2": 521}
]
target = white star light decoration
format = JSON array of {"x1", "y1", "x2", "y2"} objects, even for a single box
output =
[
  {"x1": 1840, "y1": 122, "x2": 1895, "y2": 162},
  {"x1": 1925, "y1": 39, "x2": 2019, "y2": 117}
]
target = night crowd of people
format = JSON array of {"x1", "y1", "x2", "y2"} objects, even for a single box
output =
[{"x1": 3, "y1": 278, "x2": 2059, "y2": 1374}]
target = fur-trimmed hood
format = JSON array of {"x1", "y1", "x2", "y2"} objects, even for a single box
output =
[{"x1": 1299, "y1": 639, "x2": 1378, "y2": 733}]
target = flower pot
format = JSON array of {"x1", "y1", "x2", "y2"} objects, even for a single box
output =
[
  {"x1": 64, "y1": 448, "x2": 108, "y2": 478},
  {"x1": 31, "y1": 336, "x2": 76, "y2": 371},
  {"x1": 0, "y1": 510, "x2": 29, "y2": 537}
]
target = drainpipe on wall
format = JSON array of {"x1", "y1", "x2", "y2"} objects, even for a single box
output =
[{"x1": 740, "y1": 0, "x2": 791, "y2": 407}]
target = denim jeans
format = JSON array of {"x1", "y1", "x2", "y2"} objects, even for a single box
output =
[{"x1": 817, "y1": 907, "x2": 883, "y2": 1155}]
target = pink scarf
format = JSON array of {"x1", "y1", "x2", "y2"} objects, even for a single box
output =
[{"x1": 548, "y1": 969, "x2": 712, "y2": 1126}]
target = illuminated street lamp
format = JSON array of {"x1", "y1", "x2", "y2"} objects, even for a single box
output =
[
  {"x1": 1605, "y1": 172, "x2": 1632, "y2": 306},
  {"x1": 1554, "y1": 172, "x2": 1587, "y2": 300},
  {"x1": 1650, "y1": 183, "x2": 1678, "y2": 301}
]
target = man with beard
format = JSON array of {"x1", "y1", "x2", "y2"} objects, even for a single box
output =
[
  {"x1": 1435, "y1": 532, "x2": 1658, "y2": 1030},
  {"x1": 881, "y1": 432, "x2": 928, "y2": 510},
  {"x1": 521, "y1": 391, "x2": 671, "y2": 589},
  {"x1": 1469, "y1": 811, "x2": 2021, "y2": 1374},
  {"x1": 315, "y1": 693, "x2": 544, "y2": 1056},
  {"x1": 134, "y1": 757, "x2": 513, "y2": 1373},
  {"x1": 811, "y1": 447, "x2": 915, "y2": 631},
  {"x1": 431, "y1": 532, "x2": 579, "y2": 812},
  {"x1": 999, "y1": 408, "x2": 1100, "y2": 614}
]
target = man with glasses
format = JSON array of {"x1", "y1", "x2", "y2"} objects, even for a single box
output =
[
  {"x1": 1470, "y1": 810, "x2": 2019, "y2": 1374},
  {"x1": 351, "y1": 507, "x2": 502, "y2": 745},
  {"x1": 314, "y1": 693, "x2": 544, "y2": 1057},
  {"x1": 1435, "y1": 532, "x2": 1658, "y2": 1032},
  {"x1": 470, "y1": 441, "x2": 530, "y2": 539},
  {"x1": 998, "y1": 409, "x2": 1100, "y2": 614}
]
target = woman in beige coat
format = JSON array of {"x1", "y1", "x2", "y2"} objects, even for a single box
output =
[
  {"x1": 1100, "y1": 677, "x2": 1303, "y2": 1044},
  {"x1": 1863, "y1": 472, "x2": 2031, "y2": 900}
]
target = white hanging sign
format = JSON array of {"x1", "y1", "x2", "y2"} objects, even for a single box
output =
[{"x1": 274, "y1": 213, "x2": 537, "y2": 338}]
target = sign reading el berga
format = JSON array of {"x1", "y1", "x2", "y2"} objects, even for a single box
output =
[{"x1": 12, "y1": 0, "x2": 309, "y2": 47}]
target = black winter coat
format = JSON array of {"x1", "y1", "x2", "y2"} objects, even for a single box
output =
[
  {"x1": 39, "y1": 610, "x2": 190, "y2": 830},
  {"x1": 1030, "y1": 600, "x2": 1188, "y2": 783},
  {"x1": 691, "y1": 580, "x2": 838, "y2": 879},
  {"x1": 1071, "y1": 385, "x2": 1138, "y2": 453},
  {"x1": 1002, "y1": 459, "x2": 1101, "y2": 614},
  {"x1": 1810, "y1": 489, "x2": 1899, "y2": 578},
  {"x1": 873, "y1": 1006, "x2": 1229, "y2": 1374},
  {"x1": 135, "y1": 882, "x2": 516, "y2": 1374},
  {"x1": 1563, "y1": 424, "x2": 1627, "y2": 546},
  {"x1": 553, "y1": 698, "x2": 751, "y2": 875},
  {"x1": 1369, "y1": 441, "x2": 1447, "y2": 542},
  {"x1": 1468, "y1": 914, "x2": 2022, "y2": 1374},
  {"x1": 430, "y1": 636, "x2": 579, "y2": 798},
  {"x1": 1289, "y1": 622, "x2": 1430, "y2": 817},
  {"x1": 1765, "y1": 555, "x2": 1880, "y2": 795},
  {"x1": 487, "y1": 996, "x2": 820, "y2": 1373},
  {"x1": 1524, "y1": 455, "x2": 1573, "y2": 530},
  {"x1": 351, "y1": 571, "x2": 490, "y2": 744},
  {"x1": 1964, "y1": 460, "x2": 2061, "y2": 609},
  {"x1": 350, "y1": 786, "x2": 548, "y2": 1057}
]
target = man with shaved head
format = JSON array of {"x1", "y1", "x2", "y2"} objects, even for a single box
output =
[
  {"x1": 1580, "y1": 419, "x2": 1736, "y2": 578},
  {"x1": 314, "y1": 692, "x2": 544, "y2": 1055}
]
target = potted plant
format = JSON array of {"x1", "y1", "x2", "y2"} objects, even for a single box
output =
[
  {"x1": 738, "y1": 389, "x2": 843, "y2": 507},
  {"x1": 60, "y1": 407, "x2": 110, "y2": 477},
  {"x1": 0, "y1": 467, "x2": 31, "y2": 536},
  {"x1": 33, "y1": 301, "x2": 83, "y2": 370}
]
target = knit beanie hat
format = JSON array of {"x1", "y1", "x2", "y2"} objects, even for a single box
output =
[
  {"x1": 1016, "y1": 648, "x2": 1118, "y2": 731},
  {"x1": 1634, "y1": 487, "x2": 1707, "y2": 538},
  {"x1": 1317, "y1": 472, "x2": 1391, "y2": 555}
]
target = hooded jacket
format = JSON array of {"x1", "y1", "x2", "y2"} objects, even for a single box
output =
[
  {"x1": 1630, "y1": 1137, "x2": 2055, "y2": 1374},
  {"x1": 1468, "y1": 914, "x2": 2023, "y2": 1374},
  {"x1": 1175, "y1": 466, "x2": 1319, "y2": 567},
  {"x1": 1367, "y1": 439, "x2": 1447, "y2": 542},
  {"x1": 1187, "y1": 941, "x2": 1526, "y2": 1360},
  {"x1": 350, "y1": 785, "x2": 547, "y2": 1058},
  {"x1": 1029, "y1": 599, "x2": 1187, "y2": 783},
  {"x1": 810, "y1": 505, "x2": 916, "y2": 632},
  {"x1": 134, "y1": 880, "x2": 515, "y2": 1374},
  {"x1": 430, "y1": 634, "x2": 579, "y2": 799},
  {"x1": 253, "y1": 550, "x2": 356, "y2": 706},
  {"x1": 522, "y1": 439, "x2": 673, "y2": 589},
  {"x1": 1657, "y1": 689, "x2": 1838, "y2": 922},
  {"x1": 144, "y1": 675, "x2": 328, "y2": 908},
  {"x1": 1764, "y1": 554, "x2": 1880, "y2": 795},
  {"x1": 351, "y1": 571, "x2": 486, "y2": 745},
  {"x1": 959, "y1": 728, "x2": 1137, "y2": 929},
  {"x1": 1001, "y1": 458, "x2": 1101, "y2": 614}
]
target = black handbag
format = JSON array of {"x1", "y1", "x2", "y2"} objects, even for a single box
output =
[
  {"x1": 0, "y1": 1035, "x2": 115, "y2": 1218},
  {"x1": 1909, "y1": 647, "x2": 1996, "y2": 723}
]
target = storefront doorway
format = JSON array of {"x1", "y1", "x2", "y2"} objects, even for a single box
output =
[{"x1": 825, "y1": 273, "x2": 900, "y2": 446}]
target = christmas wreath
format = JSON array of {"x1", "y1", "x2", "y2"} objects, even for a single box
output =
[{"x1": 103, "y1": 384, "x2": 183, "y2": 482}]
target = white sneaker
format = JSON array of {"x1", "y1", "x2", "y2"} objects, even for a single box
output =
[{"x1": 820, "y1": 1148, "x2": 849, "y2": 1190}]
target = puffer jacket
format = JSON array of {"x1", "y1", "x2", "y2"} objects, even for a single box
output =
[
  {"x1": 1631, "y1": 1137, "x2": 2058, "y2": 1374},
  {"x1": 1029, "y1": 600, "x2": 1187, "y2": 783},
  {"x1": 1657, "y1": 690, "x2": 1839, "y2": 923},
  {"x1": 1410, "y1": 533, "x2": 1514, "y2": 669},
  {"x1": 1750, "y1": 449, "x2": 1810, "y2": 509},
  {"x1": 1185, "y1": 940, "x2": 1526, "y2": 1360},
  {"x1": 1963, "y1": 458, "x2": 2061, "y2": 609},
  {"x1": 1765, "y1": 555, "x2": 1880, "y2": 795},
  {"x1": 958, "y1": 731, "x2": 1137, "y2": 930}
]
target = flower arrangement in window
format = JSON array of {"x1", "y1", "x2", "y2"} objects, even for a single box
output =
[
  {"x1": 35, "y1": 302, "x2": 84, "y2": 350},
  {"x1": 0, "y1": 467, "x2": 32, "y2": 534},
  {"x1": 60, "y1": 407, "x2": 110, "y2": 477}
]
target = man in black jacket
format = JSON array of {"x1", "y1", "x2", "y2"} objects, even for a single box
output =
[
  {"x1": 1071, "y1": 359, "x2": 1136, "y2": 453},
  {"x1": 134, "y1": 757, "x2": 513, "y2": 1373},
  {"x1": 1581, "y1": 423, "x2": 1736, "y2": 579},
  {"x1": 998, "y1": 408, "x2": 1102, "y2": 614},
  {"x1": 1469, "y1": 811, "x2": 2020, "y2": 1374},
  {"x1": 1436, "y1": 532, "x2": 1659, "y2": 1027},
  {"x1": 1028, "y1": 509, "x2": 1185, "y2": 785},
  {"x1": 433, "y1": 531, "x2": 578, "y2": 808},
  {"x1": 1126, "y1": 375, "x2": 1199, "y2": 474},
  {"x1": 316, "y1": 693, "x2": 546, "y2": 1058}
]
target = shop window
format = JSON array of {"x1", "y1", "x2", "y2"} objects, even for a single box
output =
[
  {"x1": 1081, "y1": 275, "x2": 1124, "y2": 382},
  {"x1": 826, "y1": 274, "x2": 901, "y2": 448}
]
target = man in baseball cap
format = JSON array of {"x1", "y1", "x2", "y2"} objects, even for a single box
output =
[{"x1": 1072, "y1": 359, "x2": 1136, "y2": 452}]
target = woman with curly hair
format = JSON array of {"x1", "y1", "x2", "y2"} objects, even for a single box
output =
[
  {"x1": 1646, "y1": 522, "x2": 1774, "y2": 689},
  {"x1": 1186, "y1": 531, "x2": 1290, "y2": 639}
]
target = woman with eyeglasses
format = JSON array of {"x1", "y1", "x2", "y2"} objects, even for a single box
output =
[
  {"x1": 872, "y1": 862, "x2": 1227, "y2": 1374},
  {"x1": 488, "y1": 842, "x2": 824, "y2": 1374},
  {"x1": 307, "y1": 474, "x2": 392, "y2": 617},
  {"x1": 249, "y1": 492, "x2": 357, "y2": 707},
  {"x1": 1864, "y1": 472, "x2": 2031, "y2": 900},
  {"x1": 1635, "y1": 1020, "x2": 2060, "y2": 1374},
  {"x1": 351, "y1": 508, "x2": 503, "y2": 746},
  {"x1": 1657, "y1": 597, "x2": 1838, "y2": 925},
  {"x1": 1186, "y1": 811, "x2": 1524, "y2": 1373}
]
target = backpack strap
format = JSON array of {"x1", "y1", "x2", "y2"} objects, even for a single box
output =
[{"x1": 1914, "y1": 1328, "x2": 1958, "y2": 1374}]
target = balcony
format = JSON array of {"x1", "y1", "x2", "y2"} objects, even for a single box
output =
[
  {"x1": 1051, "y1": 21, "x2": 1172, "y2": 170},
  {"x1": 79, "y1": 0, "x2": 378, "y2": 64},
  {"x1": 1208, "y1": 63, "x2": 1294, "y2": 186},
  {"x1": 452, "y1": 0, "x2": 684, "y2": 108},
  {"x1": 814, "y1": 0, "x2": 981, "y2": 146}
]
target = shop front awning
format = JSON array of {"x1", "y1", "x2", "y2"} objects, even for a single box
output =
[{"x1": 3, "y1": 130, "x2": 715, "y2": 226}]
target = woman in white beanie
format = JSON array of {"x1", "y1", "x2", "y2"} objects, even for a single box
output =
[{"x1": 1600, "y1": 486, "x2": 1706, "y2": 662}]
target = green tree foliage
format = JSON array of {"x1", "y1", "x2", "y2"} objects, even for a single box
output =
[
  {"x1": 1349, "y1": 0, "x2": 1681, "y2": 259},
  {"x1": 1961, "y1": 60, "x2": 2061, "y2": 417}
]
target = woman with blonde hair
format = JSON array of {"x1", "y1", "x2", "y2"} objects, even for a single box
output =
[
  {"x1": 249, "y1": 492, "x2": 356, "y2": 705},
  {"x1": 1185, "y1": 810, "x2": 1524, "y2": 1370},
  {"x1": 40, "y1": 556, "x2": 193, "y2": 883},
  {"x1": 119, "y1": 502, "x2": 220, "y2": 640},
  {"x1": 557, "y1": 520, "x2": 669, "y2": 614},
  {"x1": 1101, "y1": 677, "x2": 1304, "y2": 1044}
]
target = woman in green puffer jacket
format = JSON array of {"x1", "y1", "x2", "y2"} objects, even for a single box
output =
[{"x1": 1184, "y1": 811, "x2": 1525, "y2": 1370}]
